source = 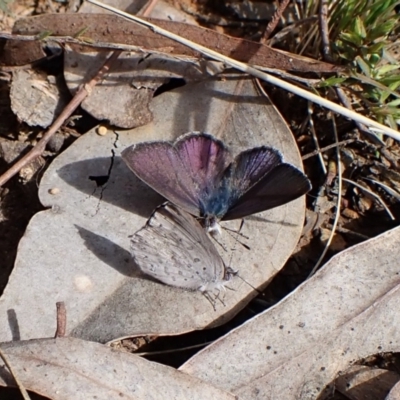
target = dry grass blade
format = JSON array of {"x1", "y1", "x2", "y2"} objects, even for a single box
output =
[
  {"x1": 343, "y1": 178, "x2": 395, "y2": 220},
  {"x1": 87, "y1": 0, "x2": 400, "y2": 141},
  {"x1": 308, "y1": 114, "x2": 342, "y2": 277}
]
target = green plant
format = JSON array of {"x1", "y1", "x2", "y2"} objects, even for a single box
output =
[{"x1": 295, "y1": 0, "x2": 400, "y2": 129}]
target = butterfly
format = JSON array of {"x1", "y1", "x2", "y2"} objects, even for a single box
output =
[
  {"x1": 122, "y1": 132, "x2": 311, "y2": 232},
  {"x1": 131, "y1": 202, "x2": 234, "y2": 295}
]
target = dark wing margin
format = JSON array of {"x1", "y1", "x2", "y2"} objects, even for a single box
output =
[
  {"x1": 226, "y1": 147, "x2": 283, "y2": 200},
  {"x1": 223, "y1": 163, "x2": 311, "y2": 220}
]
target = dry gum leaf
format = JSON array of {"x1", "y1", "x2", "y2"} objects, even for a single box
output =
[{"x1": 12, "y1": 13, "x2": 340, "y2": 73}]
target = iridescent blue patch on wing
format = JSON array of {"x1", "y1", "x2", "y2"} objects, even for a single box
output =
[{"x1": 122, "y1": 132, "x2": 311, "y2": 227}]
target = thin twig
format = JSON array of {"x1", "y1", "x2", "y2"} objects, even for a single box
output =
[
  {"x1": 87, "y1": 0, "x2": 400, "y2": 141},
  {"x1": 309, "y1": 114, "x2": 342, "y2": 277},
  {"x1": 261, "y1": 0, "x2": 290, "y2": 43},
  {"x1": 325, "y1": 223, "x2": 370, "y2": 240},
  {"x1": 55, "y1": 301, "x2": 66, "y2": 338},
  {"x1": 302, "y1": 138, "x2": 356, "y2": 160},
  {"x1": 319, "y1": 0, "x2": 333, "y2": 63},
  {"x1": 343, "y1": 178, "x2": 395, "y2": 220},
  {"x1": 135, "y1": 341, "x2": 213, "y2": 356},
  {"x1": 308, "y1": 103, "x2": 327, "y2": 174},
  {"x1": 0, "y1": 50, "x2": 121, "y2": 187},
  {"x1": 0, "y1": 0, "x2": 158, "y2": 188},
  {"x1": 0, "y1": 346, "x2": 31, "y2": 400}
]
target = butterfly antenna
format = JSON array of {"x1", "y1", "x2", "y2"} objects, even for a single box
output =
[
  {"x1": 234, "y1": 274, "x2": 262, "y2": 295},
  {"x1": 227, "y1": 220, "x2": 250, "y2": 274},
  {"x1": 210, "y1": 235, "x2": 228, "y2": 252},
  {"x1": 222, "y1": 225, "x2": 250, "y2": 240},
  {"x1": 223, "y1": 219, "x2": 251, "y2": 250}
]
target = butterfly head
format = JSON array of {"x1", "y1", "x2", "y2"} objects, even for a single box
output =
[{"x1": 204, "y1": 216, "x2": 222, "y2": 235}]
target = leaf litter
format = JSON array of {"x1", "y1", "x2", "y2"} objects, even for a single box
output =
[{"x1": 1, "y1": 0, "x2": 400, "y2": 399}]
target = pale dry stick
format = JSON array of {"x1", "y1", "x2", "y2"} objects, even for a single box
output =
[
  {"x1": 291, "y1": 0, "x2": 301, "y2": 21},
  {"x1": 0, "y1": 346, "x2": 31, "y2": 400},
  {"x1": 0, "y1": 50, "x2": 122, "y2": 187},
  {"x1": 308, "y1": 114, "x2": 342, "y2": 277},
  {"x1": 256, "y1": 66, "x2": 321, "y2": 85},
  {"x1": 87, "y1": 0, "x2": 400, "y2": 141},
  {"x1": 261, "y1": 0, "x2": 291, "y2": 43},
  {"x1": 255, "y1": 79, "x2": 357, "y2": 159},
  {"x1": 343, "y1": 178, "x2": 395, "y2": 220}
]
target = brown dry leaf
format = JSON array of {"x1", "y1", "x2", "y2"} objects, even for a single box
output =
[
  {"x1": 12, "y1": 13, "x2": 339, "y2": 73},
  {"x1": 180, "y1": 225, "x2": 400, "y2": 399},
  {"x1": 0, "y1": 337, "x2": 235, "y2": 400},
  {"x1": 0, "y1": 77, "x2": 306, "y2": 343},
  {"x1": 0, "y1": 39, "x2": 45, "y2": 66}
]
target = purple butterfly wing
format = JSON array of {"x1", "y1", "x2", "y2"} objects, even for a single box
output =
[
  {"x1": 227, "y1": 147, "x2": 283, "y2": 195},
  {"x1": 122, "y1": 133, "x2": 231, "y2": 217},
  {"x1": 223, "y1": 162, "x2": 311, "y2": 220},
  {"x1": 175, "y1": 133, "x2": 232, "y2": 196}
]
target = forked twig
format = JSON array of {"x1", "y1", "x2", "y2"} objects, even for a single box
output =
[{"x1": 302, "y1": 138, "x2": 356, "y2": 160}]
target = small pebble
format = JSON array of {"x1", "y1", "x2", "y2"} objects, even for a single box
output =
[
  {"x1": 49, "y1": 187, "x2": 60, "y2": 195},
  {"x1": 47, "y1": 132, "x2": 65, "y2": 153},
  {"x1": 19, "y1": 166, "x2": 34, "y2": 181},
  {"x1": 97, "y1": 126, "x2": 108, "y2": 136},
  {"x1": 342, "y1": 208, "x2": 359, "y2": 219}
]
